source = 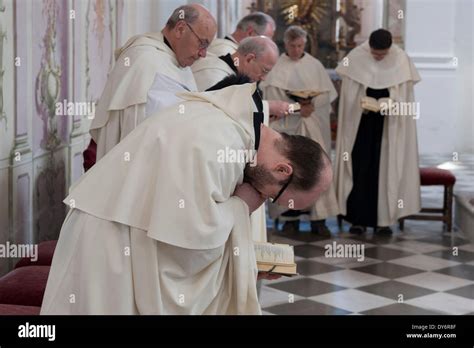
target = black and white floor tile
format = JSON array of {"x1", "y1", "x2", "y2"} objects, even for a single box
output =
[{"x1": 259, "y1": 154, "x2": 474, "y2": 315}]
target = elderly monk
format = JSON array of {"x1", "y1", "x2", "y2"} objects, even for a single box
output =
[
  {"x1": 261, "y1": 25, "x2": 338, "y2": 236},
  {"x1": 89, "y1": 4, "x2": 216, "y2": 161},
  {"x1": 208, "y1": 11, "x2": 275, "y2": 56},
  {"x1": 192, "y1": 36, "x2": 290, "y2": 243},
  {"x1": 335, "y1": 29, "x2": 421, "y2": 235},
  {"x1": 192, "y1": 36, "x2": 290, "y2": 125},
  {"x1": 41, "y1": 82, "x2": 332, "y2": 315}
]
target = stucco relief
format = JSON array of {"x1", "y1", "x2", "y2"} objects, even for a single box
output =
[{"x1": 34, "y1": 0, "x2": 65, "y2": 241}]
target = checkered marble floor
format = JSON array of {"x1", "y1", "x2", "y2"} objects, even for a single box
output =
[{"x1": 259, "y1": 154, "x2": 474, "y2": 315}]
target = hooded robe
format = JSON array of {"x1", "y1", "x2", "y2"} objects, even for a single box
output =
[
  {"x1": 41, "y1": 84, "x2": 263, "y2": 315},
  {"x1": 261, "y1": 53, "x2": 339, "y2": 221},
  {"x1": 90, "y1": 32, "x2": 197, "y2": 160},
  {"x1": 334, "y1": 41, "x2": 421, "y2": 226}
]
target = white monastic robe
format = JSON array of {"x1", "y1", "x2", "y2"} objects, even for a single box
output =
[
  {"x1": 207, "y1": 36, "x2": 239, "y2": 56},
  {"x1": 192, "y1": 54, "x2": 270, "y2": 243},
  {"x1": 41, "y1": 84, "x2": 262, "y2": 315},
  {"x1": 191, "y1": 54, "x2": 236, "y2": 91},
  {"x1": 334, "y1": 41, "x2": 421, "y2": 226},
  {"x1": 90, "y1": 32, "x2": 197, "y2": 160},
  {"x1": 261, "y1": 53, "x2": 339, "y2": 221},
  {"x1": 145, "y1": 73, "x2": 189, "y2": 116}
]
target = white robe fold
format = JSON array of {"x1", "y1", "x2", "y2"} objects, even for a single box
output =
[
  {"x1": 41, "y1": 84, "x2": 262, "y2": 315},
  {"x1": 261, "y1": 53, "x2": 339, "y2": 220},
  {"x1": 334, "y1": 42, "x2": 421, "y2": 226},
  {"x1": 192, "y1": 55, "x2": 236, "y2": 91},
  {"x1": 90, "y1": 32, "x2": 197, "y2": 160},
  {"x1": 207, "y1": 36, "x2": 239, "y2": 56},
  {"x1": 145, "y1": 73, "x2": 190, "y2": 116}
]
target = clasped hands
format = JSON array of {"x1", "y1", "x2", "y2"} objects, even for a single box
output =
[{"x1": 268, "y1": 100, "x2": 314, "y2": 120}]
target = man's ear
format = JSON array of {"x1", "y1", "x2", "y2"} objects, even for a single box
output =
[
  {"x1": 245, "y1": 52, "x2": 256, "y2": 64},
  {"x1": 174, "y1": 21, "x2": 186, "y2": 39},
  {"x1": 246, "y1": 26, "x2": 255, "y2": 37},
  {"x1": 275, "y1": 163, "x2": 293, "y2": 177}
]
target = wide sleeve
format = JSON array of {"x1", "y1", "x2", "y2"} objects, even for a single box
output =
[
  {"x1": 146, "y1": 121, "x2": 250, "y2": 250},
  {"x1": 145, "y1": 73, "x2": 188, "y2": 116}
]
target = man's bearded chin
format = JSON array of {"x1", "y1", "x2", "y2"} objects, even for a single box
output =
[{"x1": 243, "y1": 163, "x2": 278, "y2": 193}]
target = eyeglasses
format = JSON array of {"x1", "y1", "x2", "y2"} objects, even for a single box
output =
[
  {"x1": 185, "y1": 22, "x2": 209, "y2": 50},
  {"x1": 254, "y1": 59, "x2": 271, "y2": 75},
  {"x1": 271, "y1": 173, "x2": 293, "y2": 204}
]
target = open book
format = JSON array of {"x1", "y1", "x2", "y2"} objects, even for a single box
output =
[
  {"x1": 269, "y1": 103, "x2": 300, "y2": 124},
  {"x1": 254, "y1": 242, "x2": 297, "y2": 276},
  {"x1": 289, "y1": 102, "x2": 301, "y2": 113},
  {"x1": 287, "y1": 90, "x2": 323, "y2": 100},
  {"x1": 360, "y1": 96, "x2": 392, "y2": 113}
]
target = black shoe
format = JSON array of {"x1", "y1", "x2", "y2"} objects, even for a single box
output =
[
  {"x1": 282, "y1": 220, "x2": 299, "y2": 235},
  {"x1": 349, "y1": 225, "x2": 367, "y2": 235},
  {"x1": 311, "y1": 220, "x2": 331, "y2": 237},
  {"x1": 375, "y1": 226, "x2": 393, "y2": 236}
]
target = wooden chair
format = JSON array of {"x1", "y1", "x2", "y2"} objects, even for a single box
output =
[{"x1": 399, "y1": 167, "x2": 456, "y2": 232}]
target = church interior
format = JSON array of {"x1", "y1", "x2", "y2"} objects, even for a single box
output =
[{"x1": 0, "y1": 0, "x2": 472, "y2": 321}]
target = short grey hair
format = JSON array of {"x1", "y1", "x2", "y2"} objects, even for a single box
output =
[
  {"x1": 236, "y1": 12, "x2": 275, "y2": 35},
  {"x1": 237, "y1": 36, "x2": 278, "y2": 59},
  {"x1": 166, "y1": 5, "x2": 200, "y2": 28},
  {"x1": 284, "y1": 25, "x2": 308, "y2": 43}
]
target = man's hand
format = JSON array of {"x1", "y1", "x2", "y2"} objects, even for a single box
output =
[
  {"x1": 268, "y1": 100, "x2": 291, "y2": 120},
  {"x1": 257, "y1": 272, "x2": 282, "y2": 280},
  {"x1": 300, "y1": 102, "x2": 314, "y2": 118},
  {"x1": 233, "y1": 183, "x2": 266, "y2": 213}
]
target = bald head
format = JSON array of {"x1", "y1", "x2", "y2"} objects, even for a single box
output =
[
  {"x1": 188, "y1": 3, "x2": 217, "y2": 33},
  {"x1": 238, "y1": 36, "x2": 278, "y2": 59},
  {"x1": 233, "y1": 12, "x2": 276, "y2": 41},
  {"x1": 232, "y1": 36, "x2": 278, "y2": 82},
  {"x1": 163, "y1": 4, "x2": 217, "y2": 67}
]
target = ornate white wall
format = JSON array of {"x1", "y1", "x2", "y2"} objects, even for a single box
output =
[{"x1": 0, "y1": 0, "x2": 117, "y2": 275}]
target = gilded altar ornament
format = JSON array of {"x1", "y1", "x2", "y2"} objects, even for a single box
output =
[
  {"x1": 337, "y1": 0, "x2": 362, "y2": 49},
  {"x1": 280, "y1": 0, "x2": 329, "y2": 30}
]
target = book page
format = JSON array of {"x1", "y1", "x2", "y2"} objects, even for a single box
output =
[{"x1": 254, "y1": 242, "x2": 294, "y2": 265}]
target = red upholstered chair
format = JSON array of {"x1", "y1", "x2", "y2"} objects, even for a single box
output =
[
  {"x1": 15, "y1": 240, "x2": 57, "y2": 269},
  {"x1": 0, "y1": 266, "x2": 50, "y2": 307},
  {"x1": 83, "y1": 139, "x2": 97, "y2": 172},
  {"x1": 0, "y1": 304, "x2": 41, "y2": 315},
  {"x1": 399, "y1": 167, "x2": 456, "y2": 232}
]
